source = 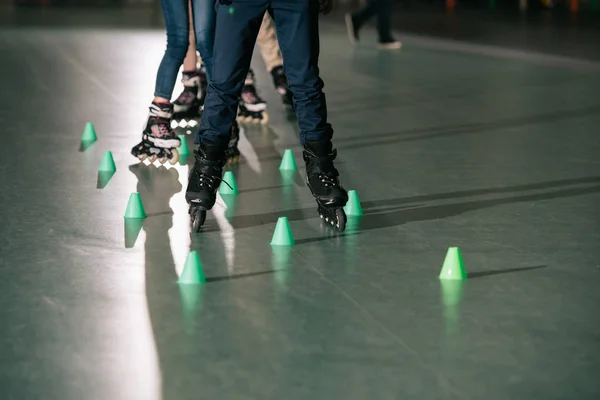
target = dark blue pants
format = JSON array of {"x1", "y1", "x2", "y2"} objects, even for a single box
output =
[{"x1": 196, "y1": 0, "x2": 332, "y2": 145}]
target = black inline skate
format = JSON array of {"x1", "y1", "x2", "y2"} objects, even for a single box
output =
[
  {"x1": 171, "y1": 66, "x2": 207, "y2": 127},
  {"x1": 185, "y1": 139, "x2": 229, "y2": 232},
  {"x1": 225, "y1": 120, "x2": 241, "y2": 165},
  {"x1": 303, "y1": 140, "x2": 348, "y2": 232},
  {"x1": 271, "y1": 65, "x2": 294, "y2": 111},
  {"x1": 237, "y1": 69, "x2": 269, "y2": 125},
  {"x1": 131, "y1": 101, "x2": 180, "y2": 165}
]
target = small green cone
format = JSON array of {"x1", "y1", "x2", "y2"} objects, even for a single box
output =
[
  {"x1": 270, "y1": 217, "x2": 295, "y2": 246},
  {"x1": 219, "y1": 171, "x2": 238, "y2": 195},
  {"x1": 124, "y1": 193, "x2": 146, "y2": 219},
  {"x1": 439, "y1": 247, "x2": 467, "y2": 280},
  {"x1": 279, "y1": 149, "x2": 297, "y2": 171},
  {"x1": 178, "y1": 135, "x2": 190, "y2": 156},
  {"x1": 81, "y1": 122, "x2": 97, "y2": 142},
  {"x1": 343, "y1": 190, "x2": 363, "y2": 216},
  {"x1": 178, "y1": 251, "x2": 207, "y2": 284},
  {"x1": 98, "y1": 151, "x2": 116, "y2": 172}
]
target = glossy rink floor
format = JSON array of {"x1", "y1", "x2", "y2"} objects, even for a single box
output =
[{"x1": 1, "y1": 18, "x2": 600, "y2": 400}]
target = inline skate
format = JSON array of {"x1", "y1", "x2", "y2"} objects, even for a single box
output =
[
  {"x1": 303, "y1": 140, "x2": 348, "y2": 232},
  {"x1": 131, "y1": 101, "x2": 180, "y2": 165},
  {"x1": 237, "y1": 69, "x2": 269, "y2": 125},
  {"x1": 271, "y1": 65, "x2": 294, "y2": 111},
  {"x1": 185, "y1": 139, "x2": 230, "y2": 232},
  {"x1": 171, "y1": 66, "x2": 207, "y2": 127},
  {"x1": 225, "y1": 120, "x2": 241, "y2": 165}
]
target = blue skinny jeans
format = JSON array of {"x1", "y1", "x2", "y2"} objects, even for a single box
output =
[{"x1": 154, "y1": 0, "x2": 215, "y2": 100}]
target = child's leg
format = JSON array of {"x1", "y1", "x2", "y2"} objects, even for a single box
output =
[
  {"x1": 172, "y1": 3, "x2": 207, "y2": 123},
  {"x1": 270, "y1": 1, "x2": 330, "y2": 144},
  {"x1": 256, "y1": 12, "x2": 282, "y2": 73},
  {"x1": 190, "y1": 0, "x2": 216, "y2": 82},
  {"x1": 256, "y1": 12, "x2": 294, "y2": 110},
  {"x1": 270, "y1": 0, "x2": 348, "y2": 230},
  {"x1": 186, "y1": 0, "x2": 265, "y2": 219},
  {"x1": 183, "y1": 0, "x2": 198, "y2": 72},
  {"x1": 132, "y1": 0, "x2": 188, "y2": 165},
  {"x1": 153, "y1": 0, "x2": 191, "y2": 102},
  {"x1": 195, "y1": 1, "x2": 265, "y2": 146}
]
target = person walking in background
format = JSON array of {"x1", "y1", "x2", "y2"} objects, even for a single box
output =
[{"x1": 345, "y1": 0, "x2": 401, "y2": 50}]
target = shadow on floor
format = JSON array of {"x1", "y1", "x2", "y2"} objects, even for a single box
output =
[
  {"x1": 247, "y1": 105, "x2": 600, "y2": 163},
  {"x1": 468, "y1": 265, "x2": 548, "y2": 279},
  {"x1": 203, "y1": 175, "x2": 600, "y2": 238}
]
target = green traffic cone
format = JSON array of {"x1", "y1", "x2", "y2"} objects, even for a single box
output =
[
  {"x1": 439, "y1": 247, "x2": 467, "y2": 280},
  {"x1": 178, "y1": 135, "x2": 190, "y2": 156},
  {"x1": 344, "y1": 190, "x2": 363, "y2": 216},
  {"x1": 81, "y1": 122, "x2": 97, "y2": 142},
  {"x1": 124, "y1": 193, "x2": 146, "y2": 219},
  {"x1": 279, "y1": 149, "x2": 297, "y2": 171},
  {"x1": 270, "y1": 217, "x2": 295, "y2": 246},
  {"x1": 178, "y1": 251, "x2": 207, "y2": 284},
  {"x1": 98, "y1": 151, "x2": 116, "y2": 172},
  {"x1": 219, "y1": 171, "x2": 238, "y2": 195}
]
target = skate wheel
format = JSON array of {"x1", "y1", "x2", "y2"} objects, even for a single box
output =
[
  {"x1": 191, "y1": 209, "x2": 207, "y2": 232},
  {"x1": 138, "y1": 154, "x2": 147, "y2": 161},
  {"x1": 158, "y1": 157, "x2": 167, "y2": 165},
  {"x1": 169, "y1": 149, "x2": 179, "y2": 165},
  {"x1": 147, "y1": 155, "x2": 157, "y2": 164},
  {"x1": 335, "y1": 208, "x2": 346, "y2": 233},
  {"x1": 261, "y1": 112, "x2": 269, "y2": 125}
]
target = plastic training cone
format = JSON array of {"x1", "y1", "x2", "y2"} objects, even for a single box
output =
[
  {"x1": 178, "y1": 251, "x2": 207, "y2": 284},
  {"x1": 344, "y1": 190, "x2": 363, "y2": 216},
  {"x1": 279, "y1": 149, "x2": 297, "y2": 171},
  {"x1": 439, "y1": 247, "x2": 467, "y2": 280},
  {"x1": 98, "y1": 151, "x2": 116, "y2": 172},
  {"x1": 270, "y1": 217, "x2": 295, "y2": 246},
  {"x1": 81, "y1": 122, "x2": 97, "y2": 142},
  {"x1": 178, "y1": 135, "x2": 190, "y2": 156},
  {"x1": 124, "y1": 193, "x2": 146, "y2": 219},
  {"x1": 219, "y1": 171, "x2": 238, "y2": 195}
]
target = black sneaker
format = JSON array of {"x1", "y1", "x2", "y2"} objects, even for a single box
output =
[{"x1": 377, "y1": 39, "x2": 402, "y2": 50}]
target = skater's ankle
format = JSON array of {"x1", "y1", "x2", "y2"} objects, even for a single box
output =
[{"x1": 153, "y1": 97, "x2": 170, "y2": 105}]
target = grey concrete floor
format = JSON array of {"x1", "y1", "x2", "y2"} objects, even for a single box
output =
[{"x1": 1, "y1": 11, "x2": 600, "y2": 400}]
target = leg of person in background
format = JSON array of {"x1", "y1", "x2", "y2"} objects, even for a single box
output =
[
  {"x1": 186, "y1": 0, "x2": 348, "y2": 232},
  {"x1": 255, "y1": 12, "x2": 294, "y2": 111},
  {"x1": 131, "y1": 0, "x2": 188, "y2": 165},
  {"x1": 345, "y1": 0, "x2": 401, "y2": 50},
  {"x1": 172, "y1": 0, "x2": 213, "y2": 125}
]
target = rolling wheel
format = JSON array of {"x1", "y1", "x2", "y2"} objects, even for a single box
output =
[
  {"x1": 147, "y1": 154, "x2": 157, "y2": 164},
  {"x1": 138, "y1": 154, "x2": 147, "y2": 161},
  {"x1": 191, "y1": 208, "x2": 206, "y2": 232},
  {"x1": 335, "y1": 208, "x2": 346, "y2": 233},
  {"x1": 260, "y1": 112, "x2": 269, "y2": 125},
  {"x1": 169, "y1": 149, "x2": 179, "y2": 165}
]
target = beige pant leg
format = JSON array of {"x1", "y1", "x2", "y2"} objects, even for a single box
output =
[{"x1": 256, "y1": 12, "x2": 283, "y2": 73}]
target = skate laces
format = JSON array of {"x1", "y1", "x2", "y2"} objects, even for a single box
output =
[
  {"x1": 149, "y1": 117, "x2": 174, "y2": 138},
  {"x1": 318, "y1": 173, "x2": 337, "y2": 187},
  {"x1": 192, "y1": 150, "x2": 232, "y2": 190}
]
